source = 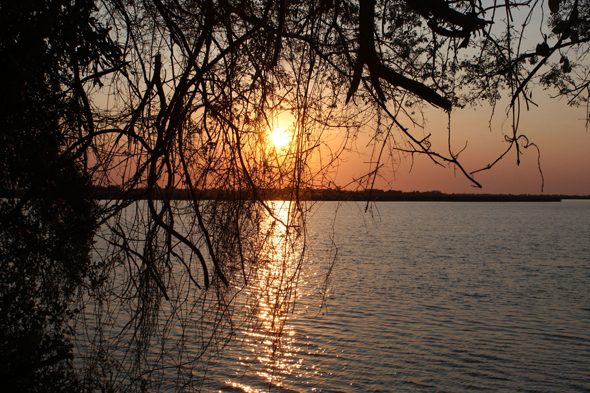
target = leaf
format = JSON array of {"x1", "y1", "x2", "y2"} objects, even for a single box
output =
[
  {"x1": 561, "y1": 27, "x2": 571, "y2": 41},
  {"x1": 536, "y1": 42, "x2": 550, "y2": 57},
  {"x1": 562, "y1": 57, "x2": 572, "y2": 73},
  {"x1": 552, "y1": 20, "x2": 567, "y2": 35},
  {"x1": 570, "y1": 7, "x2": 579, "y2": 22},
  {"x1": 549, "y1": 0, "x2": 560, "y2": 13}
]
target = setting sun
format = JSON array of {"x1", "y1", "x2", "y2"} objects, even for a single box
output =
[
  {"x1": 268, "y1": 127, "x2": 291, "y2": 150},
  {"x1": 266, "y1": 112, "x2": 295, "y2": 151}
]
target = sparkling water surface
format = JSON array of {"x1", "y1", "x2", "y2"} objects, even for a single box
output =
[{"x1": 210, "y1": 201, "x2": 590, "y2": 392}]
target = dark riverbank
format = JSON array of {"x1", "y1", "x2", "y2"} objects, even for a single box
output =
[{"x1": 84, "y1": 186, "x2": 589, "y2": 202}]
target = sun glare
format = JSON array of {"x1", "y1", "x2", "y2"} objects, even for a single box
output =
[
  {"x1": 266, "y1": 112, "x2": 295, "y2": 151},
  {"x1": 269, "y1": 127, "x2": 291, "y2": 150}
]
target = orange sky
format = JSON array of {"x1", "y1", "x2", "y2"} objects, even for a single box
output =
[{"x1": 332, "y1": 97, "x2": 590, "y2": 195}]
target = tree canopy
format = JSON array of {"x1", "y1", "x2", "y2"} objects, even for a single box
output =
[{"x1": 1, "y1": 0, "x2": 588, "y2": 390}]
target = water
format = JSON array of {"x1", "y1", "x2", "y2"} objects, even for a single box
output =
[{"x1": 209, "y1": 201, "x2": 590, "y2": 392}]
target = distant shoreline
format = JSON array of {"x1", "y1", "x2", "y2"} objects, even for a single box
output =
[
  {"x1": 5, "y1": 187, "x2": 587, "y2": 202},
  {"x1": 85, "y1": 186, "x2": 590, "y2": 202}
]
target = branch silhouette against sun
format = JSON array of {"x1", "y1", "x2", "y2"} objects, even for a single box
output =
[{"x1": 1, "y1": 0, "x2": 589, "y2": 390}]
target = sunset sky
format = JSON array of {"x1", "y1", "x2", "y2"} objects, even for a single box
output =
[
  {"x1": 333, "y1": 95, "x2": 590, "y2": 196},
  {"x1": 322, "y1": 5, "x2": 590, "y2": 197}
]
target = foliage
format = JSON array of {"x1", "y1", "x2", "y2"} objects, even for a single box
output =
[{"x1": 0, "y1": 0, "x2": 118, "y2": 390}]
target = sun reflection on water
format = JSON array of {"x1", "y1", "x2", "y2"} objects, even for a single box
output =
[{"x1": 226, "y1": 200, "x2": 306, "y2": 390}]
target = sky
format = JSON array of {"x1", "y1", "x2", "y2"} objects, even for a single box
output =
[
  {"x1": 325, "y1": 3, "x2": 590, "y2": 196},
  {"x1": 332, "y1": 96, "x2": 590, "y2": 195},
  {"x1": 88, "y1": 2, "x2": 590, "y2": 196}
]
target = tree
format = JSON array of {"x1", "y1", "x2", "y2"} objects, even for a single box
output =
[
  {"x1": 1, "y1": 0, "x2": 588, "y2": 390},
  {"x1": 0, "y1": 0, "x2": 122, "y2": 390}
]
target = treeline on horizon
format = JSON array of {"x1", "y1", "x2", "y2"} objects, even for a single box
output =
[
  {"x1": 5, "y1": 185, "x2": 587, "y2": 201},
  {"x1": 81, "y1": 185, "x2": 590, "y2": 202}
]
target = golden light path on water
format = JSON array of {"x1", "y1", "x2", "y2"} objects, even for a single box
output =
[{"x1": 225, "y1": 200, "x2": 308, "y2": 392}]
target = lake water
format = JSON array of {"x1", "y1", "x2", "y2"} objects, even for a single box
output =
[{"x1": 203, "y1": 200, "x2": 590, "y2": 392}]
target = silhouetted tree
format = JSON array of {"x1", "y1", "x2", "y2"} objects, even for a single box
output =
[
  {"x1": 1, "y1": 0, "x2": 588, "y2": 390},
  {"x1": 0, "y1": 0, "x2": 122, "y2": 391}
]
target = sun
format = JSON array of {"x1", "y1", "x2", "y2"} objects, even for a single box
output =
[
  {"x1": 266, "y1": 112, "x2": 295, "y2": 151},
  {"x1": 268, "y1": 127, "x2": 291, "y2": 150}
]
